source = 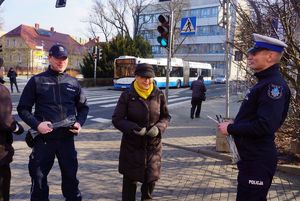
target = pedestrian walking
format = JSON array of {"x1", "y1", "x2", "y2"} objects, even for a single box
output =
[
  {"x1": 6, "y1": 68, "x2": 19, "y2": 93},
  {"x1": 112, "y1": 63, "x2": 171, "y2": 201},
  {"x1": 218, "y1": 33, "x2": 291, "y2": 201},
  {"x1": 0, "y1": 81, "x2": 24, "y2": 201},
  {"x1": 190, "y1": 75, "x2": 206, "y2": 119},
  {"x1": 17, "y1": 44, "x2": 89, "y2": 201}
]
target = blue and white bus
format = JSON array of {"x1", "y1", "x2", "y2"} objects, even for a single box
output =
[{"x1": 113, "y1": 56, "x2": 212, "y2": 89}]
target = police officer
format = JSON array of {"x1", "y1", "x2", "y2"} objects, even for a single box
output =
[
  {"x1": 190, "y1": 75, "x2": 206, "y2": 119},
  {"x1": 0, "y1": 79, "x2": 24, "y2": 201},
  {"x1": 218, "y1": 33, "x2": 291, "y2": 201},
  {"x1": 17, "y1": 44, "x2": 89, "y2": 201}
]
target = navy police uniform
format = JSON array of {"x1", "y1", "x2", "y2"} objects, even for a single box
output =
[
  {"x1": 227, "y1": 34, "x2": 291, "y2": 201},
  {"x1": 17, "y1": 45, "x2": 89, "y2": 201}
]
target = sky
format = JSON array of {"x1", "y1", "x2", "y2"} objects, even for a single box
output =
[{"x1": 1, "y1": 0, "x2": 95, "y2": 39}]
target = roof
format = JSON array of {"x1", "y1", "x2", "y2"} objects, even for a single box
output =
[{"x1": 4, "y1": 24, "x2": 85, "y2": 55}]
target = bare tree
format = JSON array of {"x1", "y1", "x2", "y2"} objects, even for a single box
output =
[
  {"x1": 87, "y1": 0, "x2": 153, "y2": 40},
  {"x1": 227, "y1": 0, "x2": 300, "y2": 148}
]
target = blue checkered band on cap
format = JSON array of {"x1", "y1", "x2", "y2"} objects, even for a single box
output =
[{"x1": 254, "y1": 41, "x2": 284, "y2": 53}]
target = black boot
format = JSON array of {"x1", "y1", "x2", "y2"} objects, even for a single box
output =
[{"x1": 190, "y1": 108, "x2": 194, "y2": 119}]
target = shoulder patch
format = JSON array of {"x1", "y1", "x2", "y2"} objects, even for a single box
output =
[{"x1": 268, "y1": 84, "x2": 283, "y2": 99}]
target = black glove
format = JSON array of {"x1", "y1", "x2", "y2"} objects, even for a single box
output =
[
  {"x1": 12, "y1": 121, "x2": 24, "y2": 135},
  {"x1": 132, "y1": 127, "x2": 147, "y2": 136},
  {"x1": 146, "y1": 126, "x2": 159, "y2": 137}
]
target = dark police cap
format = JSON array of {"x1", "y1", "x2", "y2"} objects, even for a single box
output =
[
  {"x1": 135, "y1": 63, "x2": 155, "y2": 78},
  {"x1": 248, "y1": 33, "x2": 288, "y2": 54},
  {"x1": 49, "y1": 44, "x2": 68, "y2": 59}
]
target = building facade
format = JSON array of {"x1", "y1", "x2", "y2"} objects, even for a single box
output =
[
  {"x1": 139, "y1": 0, "x2": 228, "y2": 76},
  {"x1": 0, "y1": 23, "x2": 89, "y2": 75}
]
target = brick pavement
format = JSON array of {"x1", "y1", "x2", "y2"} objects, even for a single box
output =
[{"x1": 8, "y1": 96, "x2": 300, "y2": 201}]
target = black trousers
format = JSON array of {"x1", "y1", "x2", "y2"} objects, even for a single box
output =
[
  {"x1": 0, "y1": 164, "x2": 11, "y2": 201},
  {"x1": 122, "y1": 176, "x2": 155, "y2": 201},
  {"x1": 236, "y1": 160, "x2": 276, "y2": 201},
  {"x1": 191, "y1": 97, "x2": 203, "y2": 118},
  {"x1": 29, "y1": 138, "x2": 81, "y2": 201},
  {"x1": 9, "y1": 80, "x2": 19, "y2": 93}
]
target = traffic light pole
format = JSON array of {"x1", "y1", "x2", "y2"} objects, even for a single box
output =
[
  {"x1": 165, "y1": 10, "x2": 174, "y2": 104},
  {"x1": 94, "y1": 46, "x2": 97, "y2": 86}
]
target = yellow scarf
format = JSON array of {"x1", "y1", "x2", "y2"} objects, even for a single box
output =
[{"x1": 134, "y1": 80, "x2": 153, "y2": 100}]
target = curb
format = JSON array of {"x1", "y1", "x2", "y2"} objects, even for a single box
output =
[{"x1": 163, "y1": 142, "x2": 300, "y2": 176}]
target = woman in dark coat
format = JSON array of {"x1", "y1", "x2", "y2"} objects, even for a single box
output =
[
  {"x1": 0, "y1": 82, "x2": 24, "y2": 201},
  {"x1": 112, "y1": 63, "x2": 170, "y2": 201}
]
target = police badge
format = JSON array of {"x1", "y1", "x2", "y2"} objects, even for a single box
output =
[{"x1": 268, "y1": 84, "x2": 283, "y2": 99}]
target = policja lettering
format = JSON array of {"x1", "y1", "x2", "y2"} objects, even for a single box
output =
[{"x1": 248, "y1": 180, "x2": 264, "y2": 186}]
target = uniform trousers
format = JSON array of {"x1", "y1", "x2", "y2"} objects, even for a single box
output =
[
  {"x1": 236, "y1": 159, "x2": 277, "y2": 201},
  {"x1": 29, "y1": 137, "x2": 81, "y2": 201}
]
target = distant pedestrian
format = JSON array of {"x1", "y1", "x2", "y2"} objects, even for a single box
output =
[
  {"x1": 0, "y1": 81, "x2": 24, "y2": 201},
  {"x1": 6, "y1": 68, "x2": 19, "y2": 93},
  {"x1": 112, "y1": 63, "x2": 171, "y2": 201},
  {"x1": 190, "y1": 75, "x2": 206, "y2": 119},
  {"x1": 218, "y1": 33, "x2": 291, "y2": 201}
]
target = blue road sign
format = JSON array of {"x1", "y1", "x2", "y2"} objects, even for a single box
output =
[{"x1": 180, "y1": 17, "x2": 197, "y2": 35}]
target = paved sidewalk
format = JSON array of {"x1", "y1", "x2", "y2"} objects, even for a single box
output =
[{"x1": 9, "y1": 95, "x2": 300, "y2": 200}]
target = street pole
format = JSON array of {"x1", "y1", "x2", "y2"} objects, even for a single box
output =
[
  {"x1": 224, "y1": 0, "x2": 230, "y2": 118},
  {"x1": 94, "y1": 46, "x2": 97, "y2": 87},
  {"x1": 165, "y1": 9, "x2": 174, "y2": 104}
]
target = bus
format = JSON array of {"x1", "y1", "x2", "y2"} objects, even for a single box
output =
[{"x1": 113, "y1": 56, "x2": 212, "y2": 89}]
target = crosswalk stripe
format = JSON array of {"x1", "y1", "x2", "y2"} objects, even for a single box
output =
[
  {"x1": 91, "y1": 118, "x2": 111, "y2": 123},
  {"x1": 88, "y1": 95, "x2": 120, "y2": 101}
]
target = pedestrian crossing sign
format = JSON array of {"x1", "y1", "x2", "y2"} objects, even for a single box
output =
[{"x1": 180, "y1": 17, "x2": 196, "y2": 35}]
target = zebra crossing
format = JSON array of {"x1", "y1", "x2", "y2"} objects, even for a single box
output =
[{"x1": 11, "y1": 89, "x2": 192, "y2": 124}]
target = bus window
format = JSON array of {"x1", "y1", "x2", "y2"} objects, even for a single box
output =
[
  {"x1": 200, "y1": 69, "x2": 211, "y2": 77},
  {"x1": 189, "y1": 68, "x2": 198, "y2": 78},
  {"x1": 170, "y1": 67, "x2": 183, "y2": 77},
  {"x1": 153, "y1": 65, "x2": 166, "y2": 77}
]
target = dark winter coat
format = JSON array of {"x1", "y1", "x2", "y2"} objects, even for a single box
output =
[
  {"x1": 190, "y1": 79, "x2": 206, "y2": 100},
  {"x1": 7, "y1": 69, "x2": 17, "y2": 82},
  {"x1": 112, "y1": 84, "x2": 170, "y2": 183},
  {"x1": 0, "y1": 84, "x2": 15, "y2": 165}
]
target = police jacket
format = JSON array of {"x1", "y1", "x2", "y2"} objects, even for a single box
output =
[
  {"x1": 17, "y1": 67, "x2": 89, "y2": 139},
  {"x1": 227, "y1": 64, "x2": 290, "y2": 161}
]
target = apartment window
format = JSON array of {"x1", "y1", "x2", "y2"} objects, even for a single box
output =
[
  {"x1": 13, "y1": 39, "x2": 17, "y2": 47},
  {"x1": 152, "y1": 46, "x2": 161, "y2": 54}
]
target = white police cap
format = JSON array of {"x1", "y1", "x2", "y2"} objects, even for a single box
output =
[{"x1": 248, "y1": 33, "x2": 287, "y2": 54}]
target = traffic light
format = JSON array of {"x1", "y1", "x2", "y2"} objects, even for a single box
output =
[
  {"x1": 55, "y1": 0, "x2": 66, "y2": 8},
  {"x1": 97, "y1": 48, "x2": 102, "y2": 60},
  {"x1": 157, "y1": 15, "x2": 170, "y2": 48}
]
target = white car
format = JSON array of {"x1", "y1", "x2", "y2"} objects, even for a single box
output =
[{"x1": 214, "y1": 75, "x2": 226, "y2": 84}]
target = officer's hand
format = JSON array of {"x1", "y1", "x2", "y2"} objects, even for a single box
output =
[
  {"x1": 12, "y1": 121, "x2": 24, "y2": 135},
  {"x1": 132, "y1": 127, "x2": 147, "y2": 136},
  {"x1": 218, "y1": 122, "x2": 230, "y2": 136},
  {"x1": 37, "y1": 121, "x2": 53, "y2": 134},
  {"x1": 69, "y1": 122, "x2": 81, "y2": 134},
  {"x1": 146, "y1": 126, "x2": 159, "y2": 137}
]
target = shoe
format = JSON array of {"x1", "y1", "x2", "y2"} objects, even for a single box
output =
[
  {"x1": 190, "y1": 116, "x2": 194, "y2": 119},
  {"x1": 195, "y1": 116, "x2": 200, "y2": 118}
]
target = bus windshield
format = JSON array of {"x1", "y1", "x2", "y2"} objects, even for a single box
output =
[{"x1": 114, "y1": 58, "x2": 136, "y2": 78}]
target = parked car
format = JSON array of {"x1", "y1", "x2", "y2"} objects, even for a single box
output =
[{"x1": 214, "y1": 75, "x2": 226, "y2": 84}]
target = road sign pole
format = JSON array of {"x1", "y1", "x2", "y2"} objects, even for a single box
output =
[{"x1": 165, "y1": 10, "x2": 174, "y2": 104}]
